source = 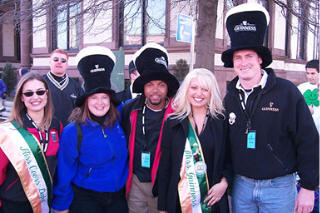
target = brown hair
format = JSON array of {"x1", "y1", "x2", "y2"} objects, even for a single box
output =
[
  {"x1": 50, "y1": 49, "x2": 69, "y2": 60},
  {"x1": 8, "y1": 72, "x2": 54, "y2": 128},
  {"x1": 68, "y1": 95, "x2": 120, "y2": 127}
]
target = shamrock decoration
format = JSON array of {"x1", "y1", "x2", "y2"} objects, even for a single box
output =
[{"x1": 303, "y1": 89, "x2": 319, "y2": 107}]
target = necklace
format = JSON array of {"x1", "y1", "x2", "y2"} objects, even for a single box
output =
[{"x1": 25, "y1": 113, "x2": 49, "y2": 152}]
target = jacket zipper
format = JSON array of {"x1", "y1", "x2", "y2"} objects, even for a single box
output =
[
  {"x1": 5, "y1": 178, "x2": 19, "y2": 192},
  {"x1": 104, "y1": 130, "x2": 120, "y2": 189},
  {"x1": 86, "y1": 168, "x2": 92, "y2": 178},
  {"x1": 266, "y1": 143, "x2": 289, "y2": 172}
]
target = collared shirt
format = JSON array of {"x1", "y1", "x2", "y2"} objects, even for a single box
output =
[{"x1": 236, "y1": 69, "x2": 268, "y2": 103}]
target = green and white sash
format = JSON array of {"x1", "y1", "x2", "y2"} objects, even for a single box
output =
[
  {"x1": 178, "y1": 118, "x2": 211, "y2": 213},
  {"x1": 0, "y1": 122, "x2": 52, "y2": 213}
]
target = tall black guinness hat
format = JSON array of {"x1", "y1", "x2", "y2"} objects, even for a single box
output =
[
  {"x1": 132, "y1": 43, "x2": 179, "y2": 97},
  {"x1": 75, "y1": 46, "x2": 120, "y2": 107},
  {"x1": 221, "y1": 3, "x2": 272, "y2": 68}
]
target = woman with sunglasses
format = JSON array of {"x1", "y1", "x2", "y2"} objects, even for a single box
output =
[
  {"x1": 52, "y1": 46, "x2": 128, "y2": 213},
  {"x1": 0, "y1": 72, "x2": 63, "y2": 213}
]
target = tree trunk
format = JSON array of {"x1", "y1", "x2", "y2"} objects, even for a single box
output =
[
  {"x1": 20, "y1": 0, "x2": 32, "y2": 69},
  {"x1": 194, "y1": 0, "x2": 218, "y2": 72}
]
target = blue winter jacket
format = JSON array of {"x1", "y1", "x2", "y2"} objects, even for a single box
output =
[{"x1": 52, "y1": 116, "x2": 128, "y2": 210}]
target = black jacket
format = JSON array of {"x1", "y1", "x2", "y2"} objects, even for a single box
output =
[
  {"x1": 116, "y1": 87, "x2": 132, "y2": 103},
  {"x1": 158, "y1": 116, "x2": 230, "y2": 213},
  {"x1": 44, "y1": 75, "x2": 83, "y2": 126},
  {"x1": 224, "y1": 68, "x2": 319, "y2": 190},
  {"x1": 121, "y1": 96, "x2": 144, "y2": 143}
]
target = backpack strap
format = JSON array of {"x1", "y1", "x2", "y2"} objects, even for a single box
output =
[{"x1": 75, "y1": 122, "x2": 83, "y2": 154}]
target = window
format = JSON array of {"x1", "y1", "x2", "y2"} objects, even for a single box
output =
[
  {"x1": 120, "y1": 0, "x2": 166, "y2": 47},
  {"x1": 52, "y1": 1, "x2": 81, "y2": 51}
]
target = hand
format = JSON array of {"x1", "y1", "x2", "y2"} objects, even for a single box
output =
[
  {"x1": 204, "y1": 177, "x2": 228, "y2": 207},
  {"x1": 159, "y1": 211, "x2": 167, "y2": 213},
  {"x1": 54, "y1": 210, "x2": 69, "y2": 213},
  {"x1": 294, "y1": 187, "x2": 314, "y2": 213}
]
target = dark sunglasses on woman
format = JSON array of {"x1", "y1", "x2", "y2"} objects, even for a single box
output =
[
  {"x1": 22, "y1": 90, "x2": 47, "y2": 97},
  {"x1": 53, "y1": 57, "x2": 67, "y2": 63}
]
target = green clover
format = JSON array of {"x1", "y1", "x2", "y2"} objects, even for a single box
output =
[{"x1": 303, "y1": 89, "x2": 319, "y2": 107}]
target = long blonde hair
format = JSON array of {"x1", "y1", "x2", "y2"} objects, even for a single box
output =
[
  {"x1": 8, "y1": 72, "x2": 54, "y2": 128},
  {"x1": 171, "y1": 68, "x2": 224, "y2": 120}
]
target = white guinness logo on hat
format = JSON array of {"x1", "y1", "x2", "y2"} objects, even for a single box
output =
[
  {"x1": 234, "y1": 21, "x2": 256, "y2": 32},
  {"x1": 90, "y1": 64, "x2": 105, "y2": 73},
  {"x1": 155, "y1": 56, "x2": 168, "y2": 69}
]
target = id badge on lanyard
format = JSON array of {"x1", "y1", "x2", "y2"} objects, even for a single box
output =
[
  {"x1": 247, "y1": 130, "x2": 256, "y2": 149},
  {"x1": 141, "y1": 152, "x2": 151, "y2": 168}
]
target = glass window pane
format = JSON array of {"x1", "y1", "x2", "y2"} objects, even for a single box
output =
[
  {"x1": 69, "y1": 3, "x2": 81, "y2": 50},
  {"x1": 57, "y1": 5, "x2": 68, "y2": 50},
  {"x1": 146, "y1": 0, "x2": 165, "y2": 44},
  {"x1": 124, "y1": 0, "x2": 142, "y2": 46}
]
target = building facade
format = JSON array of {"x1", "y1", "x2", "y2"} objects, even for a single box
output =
[{"x1": 0, "y1": 0, "x2": 319, "y2": 95}]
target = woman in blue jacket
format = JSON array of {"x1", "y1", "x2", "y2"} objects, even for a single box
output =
[{"x1": 52, "y1": 46, "x2": 128, "y2": 213}]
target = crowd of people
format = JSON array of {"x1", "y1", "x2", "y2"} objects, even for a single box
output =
[{"x1": 0, "y1": 2, "x2": 318, "y2": 213}]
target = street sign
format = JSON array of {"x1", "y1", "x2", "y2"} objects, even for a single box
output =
[{"x1": 176, "y1": 14, "x2": 193, "y2": 43}]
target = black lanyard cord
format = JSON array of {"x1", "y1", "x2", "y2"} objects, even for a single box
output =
[
  {"x1": 191, "y1": 108, "x2": 209, "y2": 135},
  {"x1": 238, "y1": 89, "x2": 263, "y2": 134},
  {"x1": 26, "y1": 113, "x2": 49, "y2": 153}
]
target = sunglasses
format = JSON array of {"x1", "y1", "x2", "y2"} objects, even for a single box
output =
[
  {"x1": 22, "y1": 90, "x2": 47, "y2": 97},
  {"x1": 53, "y1": 57, "x2": 67, "y2": 63}
]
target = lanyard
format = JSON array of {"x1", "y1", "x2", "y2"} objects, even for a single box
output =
[
  {"x1": 141, "y1": 104, "x2": 166, "y2": 151},
  {"x1": 238, "y1": 88, "x2": 262, "y2": 134},
  {"x1": 26, "y1": 113, "x2": 49, "y2": 153},
  {"x1": 191, "y1": 109, "x2": 209, "y2": 135}
]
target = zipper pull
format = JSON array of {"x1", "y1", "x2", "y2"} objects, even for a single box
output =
[
  {"x1": 86, "y1": 168, "x2": 92, "y2": 178},
  {"x1": 102, "y1": 128, "x2": 107, "y2": 138}
]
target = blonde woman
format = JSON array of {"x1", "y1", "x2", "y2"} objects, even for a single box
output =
[
  {"x1": 158, "y1": 68, "x2": 230, "y2": 213},
  {"x1": 0, "y1": 72, "x2": 62, "y2": 213}
]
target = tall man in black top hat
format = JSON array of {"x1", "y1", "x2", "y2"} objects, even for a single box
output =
[
  {"x1": 121, "y1": 43, "x2": 179, "y2": 213},
  {"x1": 222, "y1": 3, "x2": 319, "y2": 213},
  {"x1": 116, "y1": 60, "x2": 140, "y2": 103},
  {"x1": 44, "y1": 49, "x2": 83, "y2": 126}
]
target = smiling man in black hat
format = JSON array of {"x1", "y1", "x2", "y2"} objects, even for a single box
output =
[
  {"x1": 121, "y1": 43, "x2": 179, "y2": 213},
  {"x1": 222, "y1": 3, "x2": 319, "y2": 213}
]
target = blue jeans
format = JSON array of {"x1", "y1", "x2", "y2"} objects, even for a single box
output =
[{"x1": 232, "y1": 174, "x2": 297, "y2": 213}]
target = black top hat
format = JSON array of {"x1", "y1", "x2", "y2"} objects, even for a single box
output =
[
  {"x1": 128, "y1": 60, "x2": 137, "y2": 75},
  {"x1": 221, "y1": 3, "x2": 272, "y2": 68},
  {"x1": 75, "y1": 46, "x2": 120, "y2": 107},
  {"x1": 132, "y1": 43, "x2": 179, "y2": 97}
]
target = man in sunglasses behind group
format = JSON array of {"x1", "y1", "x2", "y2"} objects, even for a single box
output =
[{"x1": 44, "y1": 49, "x2": 84, "y2": 126}]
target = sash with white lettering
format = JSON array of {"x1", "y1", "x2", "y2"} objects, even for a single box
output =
[
  {"x1": 178, "y1": 118, "x2": 211, "y2": 213},
  {"x1": 0, "y1": 122, "x2": 52, "y2": 213}
]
